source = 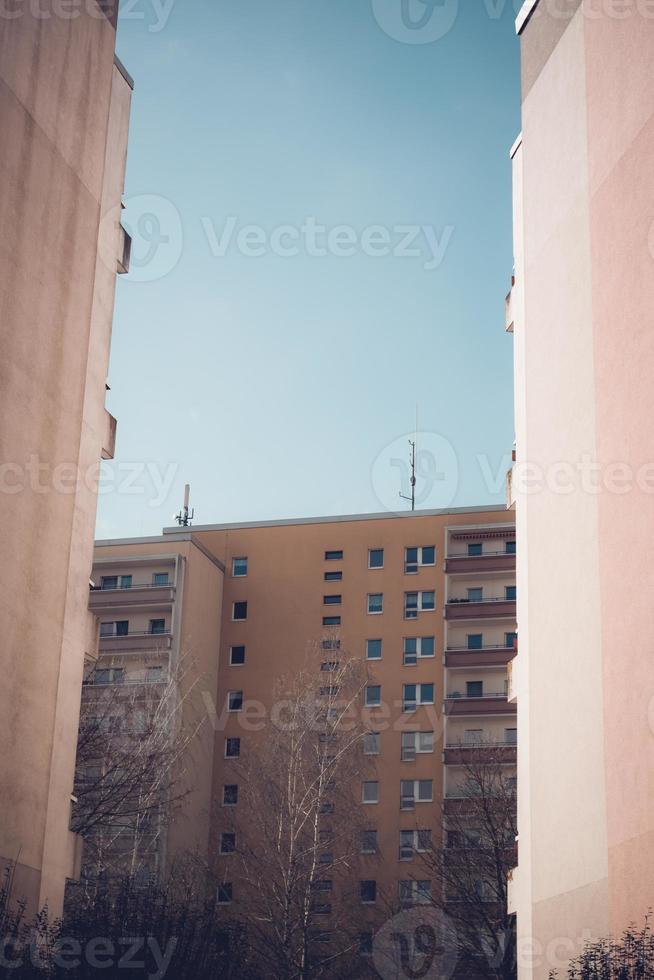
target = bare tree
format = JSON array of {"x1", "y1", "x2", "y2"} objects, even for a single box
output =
[
  {"x1": 213, "y1": 638, "x2": 374, "y2": 980},
  {"x1": 420, "y1": 742, "x2": 518, "y2": 980},
  {"x1": 71, "y1": 656, "x2": 204, "y2": 889}
]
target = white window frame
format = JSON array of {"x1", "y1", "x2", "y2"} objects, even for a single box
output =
[
  {"x1": 227, "y1": 690, "x2": 243, "y2": 712},
  {"x1": 400, "y1": 731, "x2": 434, "y2": 761},
  {"x1": 366, "y1": 638, "x2": 382, "y2": 660},
  {"x1": 363, "y1": 732, "x2": 380, "y2": 755},
  {"x1": 368, "y1": 548, "x2": 384, "y2": 569},
  {"x1": 404, "y1": 546, "x2": 436, "y2": 574},
  {"x1": 224, "y1": 736, "x2": 241, "y2": 759},
  {"x1": 402, "y1": 636, "x2": 435, "y2": 665},
  {"x1": 232, "y1": 601, "x2": 248, "y2": 622},
  {"x1": 229, "y1": 645, "x2": 246, "y2": 667},
  {"x1": 400, "y1": 779, "x2": 433, "y2": 810},
  {"x1": 365, "y1": 685, "x2": 382, "y2": 708},
  {"x1": 231, "y1": 557, "x2": 248, "y2": 578},
  {"x1": 399, "y1": 880, "x2": 432, "y2": 906},
  {"x1": 367, "y1": 593, "x2": 384, "y2": 615},
  {"x1": 402, "y1": 682, "x2": 435, "y2": 712},
  {"x1": 362, "y1": 781, "x2": 379, "y2": 804},
  {"x1": 399, "y1": 829, "x2": 432, "y2": 860},
  {"x1": 404, "y1": 591, "x2": 436, "y2": 619}
]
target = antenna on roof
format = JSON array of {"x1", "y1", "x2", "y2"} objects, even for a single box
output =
[
  {"x1": 399, "y1": 406, "x2": 418, "y2": 512},
  {"x1": 175, "y1": 484, "x2": 194, "y2": 527}
]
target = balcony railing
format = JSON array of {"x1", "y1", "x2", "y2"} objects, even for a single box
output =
[
  {"x1": 445, "y1": 691, "x2": 507, "y2": 700},
  {"x1": 100, "y1": 629, "x2": 171, "y2": 639},
  {"x1": 445, "y1": 598, "x2": 516, "y2": 621},
  {"x1": 92, "y1": 582, "x2": 172, "y2": 592},
  {"x1": 446, "y1": 643, "x2": 514, "y2": 652}
]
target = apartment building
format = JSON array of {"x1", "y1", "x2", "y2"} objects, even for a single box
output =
[
  {"x1": 87, "y1": 506, "x2": 515, "y2": 957},
  {"x1": 0, "y1": 5, "x2": 133, "y2": 915},
  {"x1": 82, "y1": 535, "x2": 225, "y2": 881},
  {"x1": 506, "y1": 3, "x2": 654, "y2": 976}
]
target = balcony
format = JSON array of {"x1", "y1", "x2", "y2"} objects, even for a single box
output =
[
  {"x1": 89, "y1": 582, "x2": 175, "y2": 612},
  {"x1": 443, "y1": 693, "x2": 516, "y2": 717},
  {"x1": 445, "y1": 598, "x2": 516, "y2": 621},
  {"x1": 445, "y1": 644, "x2": 516, "y2": 668},
  {"x1": 444, "y1": 552, "x2": 515, "y2": 575},
  {"x1": 98, "y1": 629, "x2": 173, "y2": 653},
  {"x1": 101, "y1": 410, "x2": 117, "y2": 461},
  {"x1": 444, "y1": 741, "x2": 517, "y2": 765}
]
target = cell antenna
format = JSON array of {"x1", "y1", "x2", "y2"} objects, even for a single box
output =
[
  {"x1": 399, "y1": 439, "x2": 417, "y2": 511},
  {"x1": 175, "y1": 484, "x2": 194, "y2": 527}
]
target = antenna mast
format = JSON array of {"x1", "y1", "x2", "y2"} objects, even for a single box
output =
[
  {"x1": 399, "y1": 439, "x2": 417, "y2": 511},
  {"x1": 175, "y1": 483, "x2": 194, "y2": 527}
]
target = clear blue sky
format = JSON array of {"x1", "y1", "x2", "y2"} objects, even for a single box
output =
[{"x1": 96, "y1": 0, "x2": 521, "y2": 539}]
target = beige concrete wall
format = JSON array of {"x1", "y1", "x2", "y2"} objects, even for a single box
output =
[{"x1": 0, "y1": 9, "x2": 130, "y2": 915}]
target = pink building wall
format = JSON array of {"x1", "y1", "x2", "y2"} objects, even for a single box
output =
[
  {"x1": 510, "y1": 2, "x2": 654, "y2": 975},
  {"x1": 0, "y1": 7, "x2": 131, "y2": 916}
]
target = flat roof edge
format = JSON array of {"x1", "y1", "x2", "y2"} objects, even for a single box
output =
[{"x1": 161, "y1": 504, "x2": 510, "y2": 534}]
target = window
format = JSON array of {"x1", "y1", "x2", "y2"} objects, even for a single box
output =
[
  {"x1": 322, "y1": 616, "x2": 341, "y2": 627},
  {"x1": 467, "y1": 542, "x2": 483, "y2": 557},
  {"x1": 405, "y1": 546, "x2": 436, "y2": 573},
  {"x1": 399, "y1": 880, "x2": 431, "y2": 906},
  {"x1": 363, "y1": 732, "x2": 380, "y2": 755},
  {"x1": 311, "y1": 880, "x2": 333, "y2": 892},
  {"x1": 368, "y1": 548, "x2": 384, "y2": 569},
  {"x1": 365, "y1": 685, "x2": 381, "y2": 707},
  {"x1": 399, "y1": 830, "x2": 431, "y2": 859},
  {"x1": 319, "y1": 801, "x2": 335, "y2": 815},
  {"x1": 100, "y1": 620, "x2": 129, "y2": 637},
  {"x1": 359, "y1": 932, "x2": 373, "y2": 956},
  {"x1": 230, "y1": 645, "x2": 245, "y2": 666},
  {"x1": 220, "y1": 832, "x2": 236, "y2": 854},
  {"x1": 360, "y1": 880, "x2": 377, "y2": 904},
  {"x1": 312, "y1": 902, "x2": 332, "y2": 915},
  {"x1": 232, "y1": 557, "x2": 247, "y2": 577},
  {"x1": 228, "y1": 691, "x2": 243, "y2": 712},
  {"x1": 232, "y1": 601, "x2": 247, "y2": 621},
  {"x1": 400, "y1": 779, "x2": 432, "y2": 809},
  {"x1": 149, "y1": 619, "x2": 166, "y2": 634},
  {"x1": 505, "y1": 585, "x2": 517, "y2": 600},
  {"x1": 324, "y1": 570, "x2": 342, "y2": 582},
  {"x1": 320, "y1": 661, "x2": 339, "y2": 672},
  {"x1": 404, "y1": 591, "x2": 435, "y2": 619},
  {"x1": 319, "y1": 685, "x2": 339, "y2": 696},
  {"x1": 366, "y1": 638, "x2": 382, "y2": 660},
  {"x1": 467, "y1": 587, "x2": 483, "y2": 602},
  {"x1": 146, "y1": 666, "x2": 163, "y2": 683},
  {"x1": 362, "y1": 781, "x2": 379, "y2": 804},
  {"x1": 505, "y1": 632, "x2": 517, "y2": 649},
  {"x1": 323, "y1": 594, "x2": 342, "y2": 605},
  {"x1": 225, "y1": 737, "x2": 240, "y2": 759},
  {"x1": 101, "y1": 575, "x2": 132, "y2": 590},
  {"x1": 401, "y1": 731, "x2": 434, "y2": 761},
  {"x1": 325, "y1": 550, "x2": 343, "y2": 561},
  {"x1": 223, "y1": 785, "x2": 238, "y2": 806},
  {"x1": 322, "y1": 640, "x2": 341, "y2": 653},
  {"x1": 93, "y1": 667, "x2": 124, "y2": 686},
  {"x1": 402, "y1": 683, "x2": 434, "y2": 711},
  {"x1": 505, "y1": 728, "x2": 517, "y2": 745},
  {"x1": 152, "y1": 572, "x2": 169, "y2": 586},
  {"x1": 318, "y1": 852, "x2": 333, "y2": 866},
  {"x1": 217, "y1": 883, "x2": 232, "y2": 905},
  {"x1": 361, "y1": 830, "x2": 377, "y2": 854},
  {"x1": 466, "y1": 681, "x2": 483, "y2": 698},
  {"x1": 402, "y1": 636, "x2": 435, "y2": 665},
  {"x1": 367, "y1": 593, "x2": 383, "y2": 614},
  {"x1": 467, "y1": 634, "x2": 483, "y2": 650},
  {"x1": 505, "y1": 540, "x2": 516, "y2": 555},
  {"x1": 464, "y1": 729, "x2": 483, "y2": 745}
]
